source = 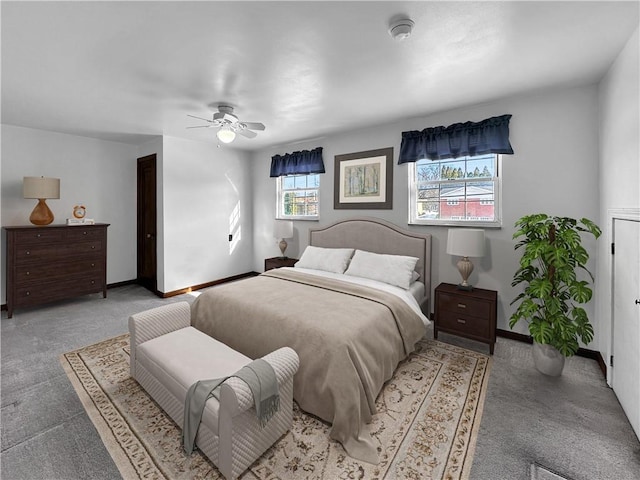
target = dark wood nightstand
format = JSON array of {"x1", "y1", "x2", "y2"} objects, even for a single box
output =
[
  {"x1": 434, "y1": 282, "x2": 498, "y2": 354},
  {"x1": 264, "y1": 257, "x2": 298, "y2": 271}
]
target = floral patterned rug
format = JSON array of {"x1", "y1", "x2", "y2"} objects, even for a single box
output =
[{"x1": 61, "y1": 334, "x2": 490, "y2": 480}]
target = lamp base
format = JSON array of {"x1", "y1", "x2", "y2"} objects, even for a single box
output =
[
  {"x1": 278, "y1": 239, "x2": 288, "y2": 258},
  {"x1": 456, "y1": 256, "x2": 475, "y2": 290},
  {"x1": 29, "y1": 199, "x2": 54, "y2": 225},
  {"x1": 456, "y1": 283, "x2": 474, "y2": 291}
]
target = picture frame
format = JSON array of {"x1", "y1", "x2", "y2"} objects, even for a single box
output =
[{"x1": 334, "y1": 147, "x2": 393, "y2": 209}]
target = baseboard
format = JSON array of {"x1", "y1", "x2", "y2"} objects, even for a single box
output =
[
  {"x1": 160, "y1": 271, "x2": 259, "y2": 298},
  {"x1": 107, "y1": 279, "x2": 138, "y2": 289},
  {"x1": 496, "y1": 328, "x2": 607, "y2": 378}
]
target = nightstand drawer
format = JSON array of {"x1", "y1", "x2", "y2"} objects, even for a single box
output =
[
  {"x1": 438, "y1": 311, "x2": 490, "y2": 338},
  {"x1": 437, "y1": 292, "x2": 491, "y2": 318}
]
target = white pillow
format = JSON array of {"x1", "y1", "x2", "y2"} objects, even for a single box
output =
[
  {"x1": 344, "y1": 250, "x2": 419, "y2": 290},
  {"x1": 294, "y1": 246, "x2": 355, "y2": 274}
]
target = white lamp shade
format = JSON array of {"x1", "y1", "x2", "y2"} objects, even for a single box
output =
[
  {"x1": 23, "y1": 177, "x2": 60, "y2": 199},
  {"x1": 216, "y1": 126, "x2": 236, "y2": 143},
  {"x1": 446, "y1": 228, "x2": 485, "y2": 257},
  {"x1": 273, "y1": 220, "x2": 293, "y2": 239}
]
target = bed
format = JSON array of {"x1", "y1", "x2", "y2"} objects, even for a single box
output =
[{"x1": 191, "y1": 217, "x2": 432, "y2": 463}]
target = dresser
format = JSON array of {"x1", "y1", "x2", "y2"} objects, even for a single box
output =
[
  {"x1": 4, "y1": 224, "x2": 109, "y2": 318},
  {"x1": 434, "y1": 282, "x2": 498, "y2": 354}
]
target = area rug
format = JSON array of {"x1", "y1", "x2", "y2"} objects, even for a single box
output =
[{"x1": 61, "y1": 334, "x2": 491, "y2": 480}]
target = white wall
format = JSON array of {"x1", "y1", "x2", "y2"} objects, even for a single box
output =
[
  {"x1": 1, "y1": 124, "x2": 138, "y2": 302},
  {"x1": 596, "y1": 27, "x2": 640, "y2": 358},
  {"x1": 251, "y1": 85, "x2": 602, "y2": 339},
  {"x1": 159, "y1": 136, "x2": 254, "y2": 293}
]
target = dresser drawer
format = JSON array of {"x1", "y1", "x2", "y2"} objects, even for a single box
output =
[
  {"x1": 437, "y1": 292, "x2": 491, "y2": 318},
  {"x1": 437, "y1": 311, "x2": 490, "y2": 338},
  {"x1": 12, "y1": 229, "x2": 65, "y2": 245},
  {"x1": 14, "y1": 276, "x2": 105, "y2": 307},
  {"x1": 65, "y1": 227, "x2": 105, "y2": 242},
  {"x1": 15, "y1": 260, "x2": 104, "y2": 285},
  {"x1": 14, "y1": 241, "x2": 103, "y2": 264}
]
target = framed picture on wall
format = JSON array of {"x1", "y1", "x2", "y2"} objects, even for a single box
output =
[{"x1": 334, "y1": 147, "x2": 393, "y2": 209}]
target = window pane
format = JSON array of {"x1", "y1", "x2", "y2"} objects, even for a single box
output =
[
  {"x1": 293, "y1": 175, "x2": 307, "y2": 189},
  {"x1": 308, "y1": 174, "x2": 320, "y2": 188},
  {"x1": 416, "y1": 162, "x2": 440, "y2": 181},
  {"x1": 467, "y1": 155, "x2": 494, "y2": 178},
  {"x1": 440, "y1": 161, "x2": 466, "y2": 179},
  {"x1": 282, "y1": 176, "x2": 296, "y2": 189},
  {"x1": 417, "y1": 201, "x2": 440, "y2": 219}
]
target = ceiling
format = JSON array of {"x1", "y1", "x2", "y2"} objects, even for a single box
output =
[{"x1": 2, "y1": 1, "x2": 638, "y2": 151}]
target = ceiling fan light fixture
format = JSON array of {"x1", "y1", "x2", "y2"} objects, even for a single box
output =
[{"x1": 216, "y1": 126, "x2": 236, "y2": 143}]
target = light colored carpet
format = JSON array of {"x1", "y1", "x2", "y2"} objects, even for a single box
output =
[{"x1": 60, "y1": 334, "x2": 491, "y2": 480}]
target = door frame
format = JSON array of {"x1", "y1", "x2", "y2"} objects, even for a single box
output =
[{"x1": 606, "y1": 208, "x2": 640, "y2": 387}]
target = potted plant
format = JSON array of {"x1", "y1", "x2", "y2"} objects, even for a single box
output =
[{"x1": 509, "y1": 214, "x2": 601, "y2": 376}]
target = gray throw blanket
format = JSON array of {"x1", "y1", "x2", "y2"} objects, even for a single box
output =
[{"x1": 182, "y1": 358, "x2": 279, "y2": 455}]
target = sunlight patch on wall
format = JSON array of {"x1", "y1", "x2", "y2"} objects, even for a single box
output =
[{"x1": 229, "y1": 200, "x2": 241, "y2": 254}]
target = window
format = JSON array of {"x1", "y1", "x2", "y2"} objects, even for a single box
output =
[
  {"x1": 276, "y1": 173, "x2": 320, "y2": 220},
  {"x1": 408, "y1": 154, "x2": 501, "y2": 227}
]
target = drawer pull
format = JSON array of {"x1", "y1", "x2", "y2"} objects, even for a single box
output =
[
  {"x1": 457, "y1": 318, "x2": 466, "y2": 324},
  {"x1": 83, "y1": 231, "x2": 88, "y2": 235},
  {"x1": 91, "y1": 263, "x2": 95, "y2": 267},
  {"x1": 91, "y1": 245, "x2": 95, "y2": 249},
  {"x1": 457, "y1": 303, "x2": 466, "y2": 309},
  {"x1": 25, "y1": 251, "x2": 30, "y2": 255},
  {"x1": 26, "y1": 271, "x2": 30, "y2": 276},
  {"x1": 25, "y1": 291, "x2": 30, "y2": 296},
  {"x1": 91, "y1": 280, "x2": 95, "y2": 285},
  {"x1": 36, "y1": 234, "x2": 41, "y2": 238}
]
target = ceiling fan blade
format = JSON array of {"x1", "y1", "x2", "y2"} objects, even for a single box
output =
[
  {"x1": 186, "y1": 125, "x2": 212, "y2": 129},
  {"x1": 187, "y1": 114, "x2": 213, "y2": 122},
  {"x1": 243, "y1": 122, "x2": 265, "y2": 131},
  {"x1": 237, "y1": 128, "x2": 257, "y2": 138}
]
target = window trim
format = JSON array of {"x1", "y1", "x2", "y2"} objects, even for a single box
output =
[
  {"x1": 276, "y1": 173, "x2": 320, "y2": 221},
  {"x1": 408, "y1": 154, "x2": 502, "y2": 228}
]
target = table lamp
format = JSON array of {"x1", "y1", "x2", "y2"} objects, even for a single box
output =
[
  {"x1": 273, "y1": 220, "x2": 293, "y2": 258},
  {"x1": 446, "y1": 228, "x2": 485, "y2": 290},
  {"x1": 23, "y1": 176, "x2": 60, "y2": 225}
]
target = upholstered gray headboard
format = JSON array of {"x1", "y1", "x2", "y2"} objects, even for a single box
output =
[{"x1": 309, "y1": 217, "x2": 432, "y2": 305}]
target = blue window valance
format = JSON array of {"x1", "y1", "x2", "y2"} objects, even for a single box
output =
[
  {"x1": 270, "y1": 147, "x2": 325, "y2": 177},
  {"x1": 398, "y1": 114, "x2": 514, "y2": 164}
]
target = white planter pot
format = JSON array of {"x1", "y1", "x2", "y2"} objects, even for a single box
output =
[{"x1": 532, "y1": 342, "x2": 566, "y2": 376}]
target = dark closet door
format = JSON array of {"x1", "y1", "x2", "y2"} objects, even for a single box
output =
[{"x1": 137, "y1": 154, "x2": 158, "y2": 294}]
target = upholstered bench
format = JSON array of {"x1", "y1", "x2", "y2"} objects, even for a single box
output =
[{"x1": 128, "y1": 301, "x2": 299, "y2": 480}]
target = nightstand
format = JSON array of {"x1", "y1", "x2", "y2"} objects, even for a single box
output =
[
  {"x1": 264, "y1": 256, "x2": 298, "y2": 271},
  {"x1": 434, "y1": 282, "x2": 498, "y2": 354}
]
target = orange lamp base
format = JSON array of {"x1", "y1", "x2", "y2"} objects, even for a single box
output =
[{"x1": 29, "y1": 198, "x2": 54, "y2": 225}]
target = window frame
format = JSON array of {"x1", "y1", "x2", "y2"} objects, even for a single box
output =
[
  {"x1": 276, "y1": 173, "x2": 320, "y2": 221},
  {"x1": 408, "y1": 154, "x2": 502, "y2": 228}
]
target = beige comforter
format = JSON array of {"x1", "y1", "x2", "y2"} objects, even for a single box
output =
[{"x1": 190, "y1": 269, "x2": 426, "y2": 463}]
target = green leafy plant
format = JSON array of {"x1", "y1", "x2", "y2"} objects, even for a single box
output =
[{"x1": 509, "y1": 214, "x2": 602, "y2": 357}]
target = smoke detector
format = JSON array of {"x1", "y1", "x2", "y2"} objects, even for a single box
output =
[{"x1": 388, "y1": 18, "x2": 414, "y2": 41}]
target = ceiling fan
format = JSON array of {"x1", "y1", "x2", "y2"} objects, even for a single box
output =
[{"x1": 187, "y1": 105, "x2": 265, "y2": 144}]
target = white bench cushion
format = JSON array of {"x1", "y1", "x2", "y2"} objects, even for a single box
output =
[{"x1": 136, "y1": 326, "x2": 252, "y2": 434}]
